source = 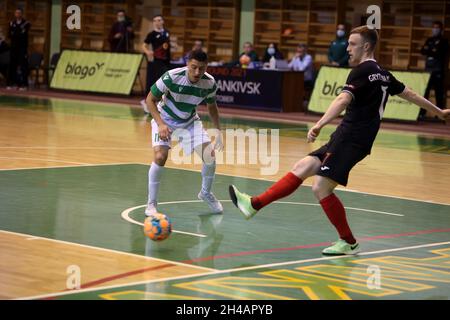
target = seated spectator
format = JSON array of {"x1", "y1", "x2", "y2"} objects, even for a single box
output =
[
  {"x1": 183, "y1": 39, "x2": 203, "y2": 64},
  {"x1": 263, "y1": 43, "x2": 283, "y2": 62},
  {"x1": 238, "y1": 42, "x2": 259, "y2": 66},
  {"x1": 328, "y1": 23, "x2": 349, "y2": 67},
  {"x1": 289, "y1": 44, "x2": 314, "y2": 85}
]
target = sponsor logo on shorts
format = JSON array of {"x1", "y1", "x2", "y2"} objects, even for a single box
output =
[{"x1": 321, "y1": 166, "x2": 330, "y2": 171}]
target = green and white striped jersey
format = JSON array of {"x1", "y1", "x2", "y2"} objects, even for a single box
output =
[{"x1": 150, "y1": 66, "x2": 217, "y2": 123}]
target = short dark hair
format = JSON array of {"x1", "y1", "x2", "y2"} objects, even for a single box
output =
[
  {"x1": 350, "y1": 25, "x2": 379, "y2": 51},
  {"x1": 153, "y1": 14, "x2": 163, "y2": 20},
  {"x1": 298, "y1": 43, "x2": 307, "y2": 50},
  {"x1": 433, "y1": 21, "x2": 443, "y2": 29},
  {"x1": 16, "y1": 7, "x2": 23, "y2": 13},
  {"x1": 117, "y1": 9, "x2": 125, "y2": 14},
  {"x1": 187, "y1": 50, "x2": 208, "y2": 62}
]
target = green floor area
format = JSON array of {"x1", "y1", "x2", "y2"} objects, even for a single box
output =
[
  {"x1": 1, "y1": 95, "x2": 449, "y2": 154},
  {"x1": 1, "y1": 164, "x2": 449, "y2": 274}
]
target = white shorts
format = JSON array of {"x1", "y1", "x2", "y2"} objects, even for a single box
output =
[{"x1": 151, "y1": 116, "x2": 211, "y2": 155}]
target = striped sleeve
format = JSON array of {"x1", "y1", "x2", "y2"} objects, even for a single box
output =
[
  {"x1": 204, "y1": 82, "x2": 217, "y2": 104},
  {"x1": 150, "y1": 72, "x2": 171, "y2": 99}
]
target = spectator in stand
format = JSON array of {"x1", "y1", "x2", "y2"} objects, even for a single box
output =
[
  {"x1": 328, "y1": 23, "x2": 349, "y2": 67},
  {"x1": 262, "y1": 43, "x2": 283, "y2": 62},
  {"x1": 183, "y1": 39, "x2": 203, "y2": 64},
  {"x1": 108, "y1": 9, "x2": 134, "y2": 53},
  {"x1": 289, "y1": 44, "x2": 315, "y2": 88},
  {"x1": 419, "y1": 21, "x2": 449, "y2": 119},
  {"x1": 7, "y1": 8, "x2": 30, "y2": 91}
]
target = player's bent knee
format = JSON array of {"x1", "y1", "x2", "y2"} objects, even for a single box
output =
[
  {"x1": 312, "y1": 177, "x2": 335, "y2": 200},
  {"x1": 291, "y1": 156, "x2": 320, "y2": 180},
  {"x1": 154, "y1": 150, "x2": 168, "y2": 166}
]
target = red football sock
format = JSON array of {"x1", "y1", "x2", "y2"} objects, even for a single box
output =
[
  {"x1": 320, "y1": 193, "x2": 356, "y2": 244},
  {"x1": 251, "y1": 172, "x2": 303, "y2": 210}
]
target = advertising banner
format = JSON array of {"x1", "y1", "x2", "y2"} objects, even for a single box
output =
[
  {"x1": 51, "y1": 50, "x2": 143, "y2": 95},
  {"x1": 207, "y1": 67, "x2": 283, "y2": 111},
  {"x1": 308, "y1": 66, "x2": 430, "y2": 121}
]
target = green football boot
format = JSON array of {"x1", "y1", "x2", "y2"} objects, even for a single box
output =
[
  {"x1": 228, "y1": 185, "x2": 258, "y2": 220},
  {"x1": 322, "y1": 239, "x2": 361, "y2": 256}
]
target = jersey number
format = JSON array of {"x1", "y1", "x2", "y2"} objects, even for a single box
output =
[{"x1": 379, "y1": 86, "x2": 388, "y2": 120}]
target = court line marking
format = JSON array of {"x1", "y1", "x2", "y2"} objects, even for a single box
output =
[
  {"x1": 121, "y1": 204, "x2": 208, "y2": 238},
  {"x1": 123, "y1": 199, "x2": 403, "y2": 240},
  {"x1": 0, "y1": 158, "x2": 448, "y2": 206},
  {"x1": 0, "y1": 156, "x2": 90, "y2": 166},
  {"x1": 183, "y1": 228, "x2": 450, "y2": 263},
  {"x1": 139, "y1": 163, "x2": 450, "y2": 207},
  {"x1": 0, "y1": 229, "x2": 215, "y2": 273},
  {"x1": 18, "y1": 240, "x2": 450, "y2": 300},
  {"x1": 1, "y1": 146, "x2": 449, "y2": 167},
  {"x1": 0, "y1": 162, "x2": 141, "y2": 171}
]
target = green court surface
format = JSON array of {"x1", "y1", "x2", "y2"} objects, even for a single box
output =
[{"x1": 1, "y1": 164, "x2": 449, "y2": 300}]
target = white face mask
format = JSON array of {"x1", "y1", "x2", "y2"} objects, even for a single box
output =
[
  {"x1": 118, "y1": 16, "x2": 125, "y2": 22},
  {"x1": 267, "y1": 47, "x2": 275, "y2": 55},
  {"x1": 337, "y1": 30, "x2": 345, "y2": 38}
]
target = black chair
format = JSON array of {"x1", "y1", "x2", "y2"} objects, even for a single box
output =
[
  {"x1": 46, "y1": 52, "x2": 60, "y2": 85},
  {"x1": 28, "y1": 52, "x2": 43, "y2": 88}
]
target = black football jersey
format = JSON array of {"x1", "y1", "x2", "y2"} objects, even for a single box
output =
[{"x1": 337, "y1": 60, "x2": 406, "y2": 153}]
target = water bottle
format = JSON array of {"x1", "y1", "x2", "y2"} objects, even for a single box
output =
[{"x1": 269, "y1": 56, "x2": 276, "y2": 69}]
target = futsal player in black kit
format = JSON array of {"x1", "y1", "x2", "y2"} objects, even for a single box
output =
[{"x1": 229, "y1": 26, "x2": 450, "y2": 256}]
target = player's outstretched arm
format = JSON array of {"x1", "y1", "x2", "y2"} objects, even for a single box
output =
[
  {"x1": 398, "y1": 87, "x2": 450, "y2": 121},
  {"x1": 146, "y1": 92, "x2": 171, "y2": 141},
  {"x1": 307, "y1": 92, "x2": 352, "y2": 143}
]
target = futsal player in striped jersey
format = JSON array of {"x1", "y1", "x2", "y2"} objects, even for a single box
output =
[
  {"x1": 229, "y1": 26, "x2": 450, "y2": 256},
  {"x1": 144, "y1": 50, "x2": 223, "y2": 216}
]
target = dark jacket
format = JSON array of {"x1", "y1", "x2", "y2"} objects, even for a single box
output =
[
  {"x1": 108, "y1": 18, "x2": 134, "y2": 52},
  {"x1": 328, "y1": 36, "x2": 349, "y2": 66},
  {"x1": 420, "y1": 35, "x2": 449, "y2": 73},
  {"x1": 8, "y1": 19, "x2": 30, "y2": 52}
]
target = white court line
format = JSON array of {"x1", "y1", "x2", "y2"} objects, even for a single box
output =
[
  {"x1": 0, "y1": 162, "x2": 141, "y2": 171},
  {"x1": 140, "y1": 163, "x2": 450, "y2": 207},
  {"x1": 0, "y1": 229, "x2": 215, "y2": 272},
  {"x1": 122, "y1": 204, "x2": 208, "y2": 238},
  {"x1": 0, "y1": 155, "x2": 448, "y2": 206},
  {"x1": 0, "y1": 156, "x2": 90, "y2": 166},
  {"x1": 273, "y1": 201, "x2": 404, "y2": 217},
  {"x1": 17, "y1": 240, "x2": 450, "y2": 300}
]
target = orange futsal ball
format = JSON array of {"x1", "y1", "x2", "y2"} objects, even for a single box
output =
[{"x1": 143, "y1": 213, "x2": 172, "y2": 241}]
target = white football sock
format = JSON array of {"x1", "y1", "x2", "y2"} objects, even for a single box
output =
[
  {"x1": 201, "y1": 161, "x2": 216, "y2": 194},
  {"x1": 148, "y1": 162, "x2": 164, "y2": 206}
]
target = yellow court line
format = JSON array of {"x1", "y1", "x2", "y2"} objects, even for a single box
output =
[{"x1": 17, "y1": 241, "x2": 450, "y2": 300}]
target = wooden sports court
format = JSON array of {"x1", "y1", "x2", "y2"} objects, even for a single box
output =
[{"x1": 1, "y1": 93, "x2": 449, "y2": 300}]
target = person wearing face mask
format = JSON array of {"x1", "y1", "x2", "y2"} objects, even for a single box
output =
[
  {"x1": 328, "y1": 24, "x2": 349, "y2": 67},
  {"x1": 419, "y1": 21, "x2": 449, "y2": 119},
  {"x1": 263, "y1": 43, "x2": 283, "y2": 63},
  {"x1": 108, "y1": 9, "x2": 134, "y2": 53}
]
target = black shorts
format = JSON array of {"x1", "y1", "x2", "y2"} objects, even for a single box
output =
[{"x1": 308, "y1": 137, "x2": 368, "y2": 186}]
